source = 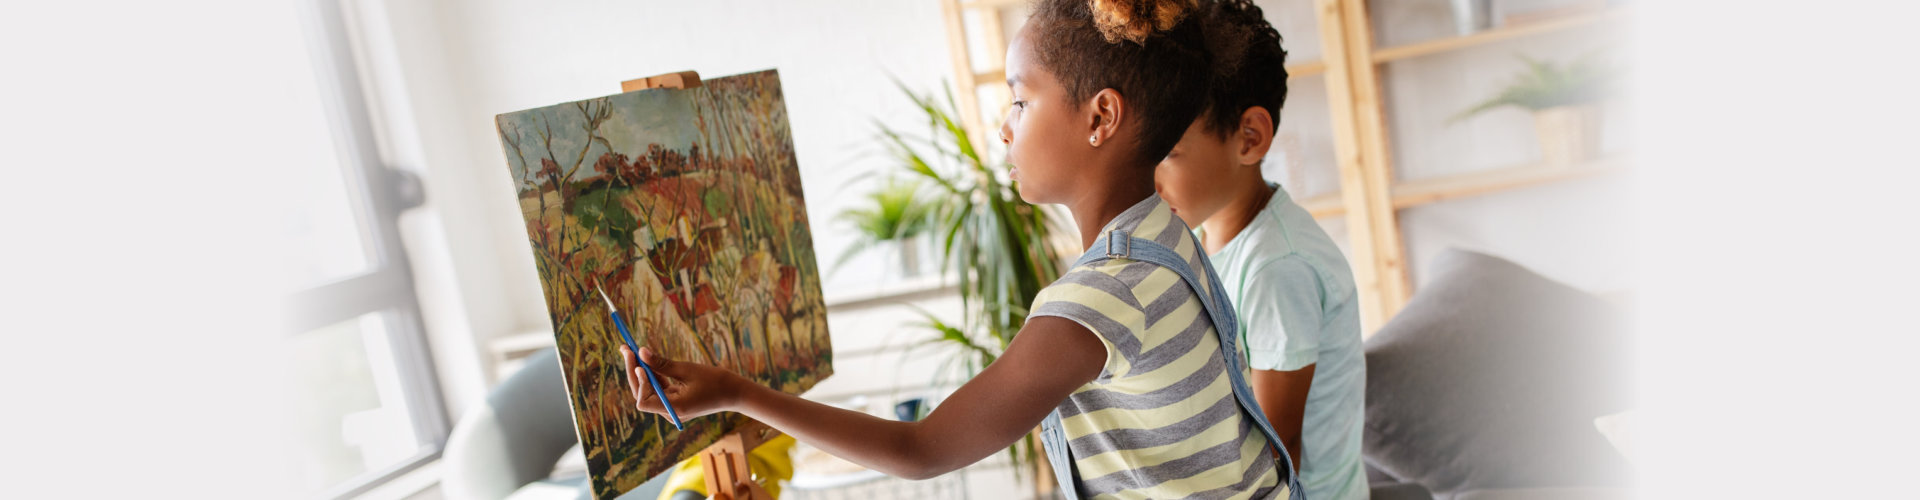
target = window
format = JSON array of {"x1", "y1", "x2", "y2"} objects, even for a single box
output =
[{"x1": 281, "y1": 0, "x2": 446, "y2": 498}]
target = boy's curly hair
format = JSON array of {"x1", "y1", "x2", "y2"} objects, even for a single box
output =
[
  {"x1": 1027, "y1": 0, "x2": 1214, "y2": 167},
  {"x1": 1197, "y1": 0, "x2": 1289, "y2": 138}
]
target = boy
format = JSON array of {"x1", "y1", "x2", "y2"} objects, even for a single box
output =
[{"x1": 1155, "y1": 1, "x2": 1369, "y2": 499}]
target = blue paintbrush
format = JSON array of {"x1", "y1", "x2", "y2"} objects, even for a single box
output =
[{"x1": 597, "y1": 284, "x2": 684, "y2": 431}]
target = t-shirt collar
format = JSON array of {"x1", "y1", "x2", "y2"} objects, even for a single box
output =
[{"x1": 1206, "y1": 183, "x2": 1288, "y2": 257}]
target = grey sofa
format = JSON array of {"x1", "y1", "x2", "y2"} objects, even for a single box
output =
[
  {"x1": 442, "y1": 348, "x2": 666, "y2": 500},
  {"x1": 1360, "y1": 249, "x2": 1635, "y2": 500}
]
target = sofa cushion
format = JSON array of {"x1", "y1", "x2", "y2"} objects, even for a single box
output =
[{"x1": 1362, "y1": 249, "x2": 1633, "y2": 497}]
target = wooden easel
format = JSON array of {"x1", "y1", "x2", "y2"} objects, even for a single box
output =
[
  {"x1": 622, "y1": 70, "x2": 776, "y2": 500},
  {"x1": 690, "y1": 419, "x2": 778, "y2": 500},
  {"x1": 621, "y1": 70, "x2": 703, "y2": 93}
]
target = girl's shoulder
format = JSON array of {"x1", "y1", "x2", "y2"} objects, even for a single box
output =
[{"x1": 1038, "y1": 258, "x2": 1182, "y2": 306}]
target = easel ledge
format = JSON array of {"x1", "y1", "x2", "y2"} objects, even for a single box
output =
[
  {"x1": 624, "y1": 69, "x2": 775, "y2": 500},
  {"x1": 694, "y1": 419, "x2": 779, "y2": 500}
]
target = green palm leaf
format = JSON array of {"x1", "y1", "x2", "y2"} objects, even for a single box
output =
[{"x1": 862, "y1": 80, "x2": 1067, "y2": 471}]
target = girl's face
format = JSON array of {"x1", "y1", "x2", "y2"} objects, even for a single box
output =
[{"x1": 1001, "y1": 30, "x2": 1091, "y2": 205}]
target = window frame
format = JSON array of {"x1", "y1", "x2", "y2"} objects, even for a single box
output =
[{"x1": 284, "y1": 0, "x2": 450, "y2": 498}]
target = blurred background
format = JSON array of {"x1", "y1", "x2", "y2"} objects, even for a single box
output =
[{"x1": 2, "y1": 0, "x2": 1915, "y2": 499}]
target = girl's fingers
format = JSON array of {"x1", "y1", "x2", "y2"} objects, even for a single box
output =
[
  {"x1": 620, "y1": 346, "x2": 646, "y2": 399},
  {"x1": 632, "y1": 366, "x2": 656, "y2": 407},
  {"x1": 639, "y1": 347, "x2": 682, "y2": 377},
  {"x1": 619, "y1": 345, "x2": 639, "y2": 371},
  {"x1": 630, "y1": 347, "x2": 713, "y2": 417},
  {"x1": 657, "y1": 387, "x2": 677, "y2": 414}
]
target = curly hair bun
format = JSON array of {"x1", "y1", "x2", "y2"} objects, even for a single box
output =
[{"x1": 1089, "y1": 0, "x2": 1201, "y2": 45}]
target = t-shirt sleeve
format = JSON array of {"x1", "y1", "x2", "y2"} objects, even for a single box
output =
[
  {"x1": 1027, "y1": 266, "x2": 1145, "y2": 375},
  {"x1": 1240, "y1": 255, "x2": 1325, "y2": 372}
]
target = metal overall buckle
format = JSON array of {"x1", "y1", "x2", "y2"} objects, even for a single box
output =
[{"x1": 1105, "y1": 229, "x2": 1130, "y2": 259}]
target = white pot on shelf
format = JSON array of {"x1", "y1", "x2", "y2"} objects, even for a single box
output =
[
  {"x1": 896, "y1": 234, "x2": 922, "y2": 277},
  {"x1": 1532, "y1": 104, "x2": 1602, "y2": 166},
  {"x1": 1451, "y1": 0, "x2": 1499, "y2": 35}
]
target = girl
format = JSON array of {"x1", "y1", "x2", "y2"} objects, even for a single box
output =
[{"x1": 621, "y1": 1, "x2": 1299, "y2": 497}]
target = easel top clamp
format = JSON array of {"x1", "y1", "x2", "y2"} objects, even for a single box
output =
[{"x1": 621, "y1": 70, "x2": 780, "y2": 500}]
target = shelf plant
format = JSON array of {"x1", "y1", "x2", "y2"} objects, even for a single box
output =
[
  {"x1": 1454, "y1": 52, "x2": 1615, "y2": 165},
  {"x1": 834, "y1": 177, "x2": 936, "y2": 276}
]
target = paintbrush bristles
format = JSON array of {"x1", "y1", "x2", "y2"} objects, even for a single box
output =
[{"x1": 595, "y1": 284, "x2": 617, "y2": 311}]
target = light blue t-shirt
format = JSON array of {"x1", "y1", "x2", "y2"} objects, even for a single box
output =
[{"x1": 1202, "y1": 184, "x2": 1368, "y2": 500}]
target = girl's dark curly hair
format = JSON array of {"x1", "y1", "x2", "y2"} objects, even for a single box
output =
[{"x1": 1026, "y1": 0, "x2": 1214, "y2": 166}]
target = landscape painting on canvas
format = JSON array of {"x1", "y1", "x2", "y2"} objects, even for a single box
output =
[{"x1": 494, "y1": 69, "x2": 831, "y2": 499}]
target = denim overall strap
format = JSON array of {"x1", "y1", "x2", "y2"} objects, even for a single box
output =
[
  {"x1": 1038, "y1": 229, "x2": 1305, "y2": 500},
  {"x1": 1040, "y1": 409, "x2": 1082, "y2": 498}
]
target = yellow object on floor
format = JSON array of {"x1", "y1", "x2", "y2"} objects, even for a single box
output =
[{"x1": 656, "y1": 434, "x2": 796, "y2": 500}]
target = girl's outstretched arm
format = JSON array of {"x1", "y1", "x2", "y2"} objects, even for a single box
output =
[{"x1": 620, "y1": 315, "x2": 1105, "y2": 480}]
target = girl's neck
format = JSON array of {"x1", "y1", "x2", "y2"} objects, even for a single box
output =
[
  {"x1": 1069, "y1": 175, "x2": 1157, "y2": 251},
  {"x1": 1198, "y1": 179, "x2": 1276, "y2": 255}
]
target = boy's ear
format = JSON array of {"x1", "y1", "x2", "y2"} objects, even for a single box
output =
[
  {"x1": 1087, "y1": 89, "x2": 1125, "y2": 148},
  {"x1": 1235, "y1": 107, "x2": 1276, "y2": 167}
]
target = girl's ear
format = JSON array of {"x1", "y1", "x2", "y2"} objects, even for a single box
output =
[
  {"x1": 1087, "y1": 89, "x2": 1126, "y2": 148},
  {"x1": 1235, "y1": 106, "x2": 1276, "y2": 167}
]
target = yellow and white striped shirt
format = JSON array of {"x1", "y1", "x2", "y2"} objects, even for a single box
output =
[{"x1": 1029, "y1": 195, "x2": 1286, "y2": 500}]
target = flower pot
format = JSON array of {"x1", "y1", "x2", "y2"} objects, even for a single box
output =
[
  {"x1": 1451, "y1": 0, "x2": 1499, "y2": 35},
  {"x1": 897, "y1": 234, "x2": 922, "y2": 277},
  {"x1": 1532, "y1": 104, "x2": 1601, "y2": 166}
]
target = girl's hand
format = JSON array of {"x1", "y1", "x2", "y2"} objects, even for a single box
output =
[{"x1": 618, "y1": 345, "x2": 745, "y2": 419}]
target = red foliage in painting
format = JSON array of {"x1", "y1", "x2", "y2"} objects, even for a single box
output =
[
  {"x1": 773, "y1": 266, "x2": 797, "y2": 315},
  {"x1": 691, "y1": 284, "x2": 721, "y2": 317},
  {"x1": 664, "y1": 288, "x2": 691, "y2": 320},
  {"x1": 593, "y1": 152, "x2": 631, "y2": 178},
  {"x1": 538, "y1": 157, "x2": 561, "y2": 180}
]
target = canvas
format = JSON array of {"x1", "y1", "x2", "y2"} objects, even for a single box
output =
[{"x1": 494, "y1": 69, "x2": 832, "y2": 499}]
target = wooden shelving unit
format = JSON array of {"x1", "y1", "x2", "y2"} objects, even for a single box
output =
[
  {"x1": 1301, "y1": 155, "x2": 1630, "y2": 218},
  {"x1": 1371, "y1": 7, "x2": 1630, "y2": 63},
  {"x1": 936, "y1": 0, "x2": 1631, "y2": 331},
  {"x1": 1389, "y1": 157, "x2": 1628, "y2": 209}
]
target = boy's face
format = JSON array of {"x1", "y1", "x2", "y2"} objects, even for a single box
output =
[
  {"x1": 1156, "y1": 118, "x2": 1249, "y2": 228},
  {"x1": 1001, "y1": 30, "x2": 1093, "y2": 205}
]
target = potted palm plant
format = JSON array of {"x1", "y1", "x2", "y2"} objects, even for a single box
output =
[
  {"x1": 834, "y1": 177, "x2": 935, "y2": 277},
  {"x1": 862, "y1": 81, "x2": 1066, "y2": 485},
  {"x1": 1454, "y1": 53, "x2": 1614, "y2": 166}
]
